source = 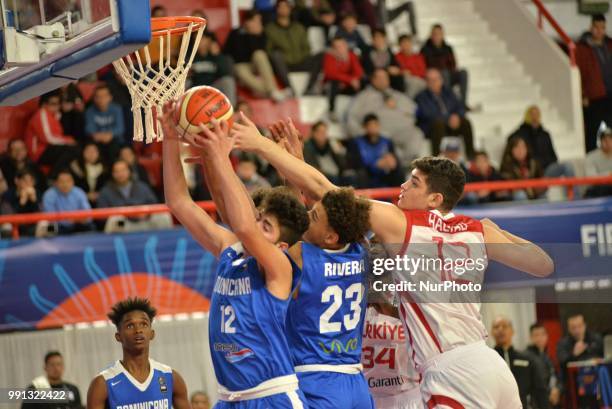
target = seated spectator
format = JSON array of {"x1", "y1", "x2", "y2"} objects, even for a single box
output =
[
  {"x1": 97, "y1": 160, "x2": 170, "y2": 232},
  {"x1": 0, "y1": 138, "x2": 47, "y2": 192},
  {"x1": 465, "y1": 151, "x2": 510, "y2": 203},
  {"x1": 584, "y1": 124, "x2": 612, "y2": 197},
  {"x1": 295, "y1": 0, "x2": 335, "y2": 33},
  {"x1": 421, "y1": 24, "x2": 469, "y2": 105},
  {"x1": 42, "y1": 170, "x2": 93, "y2": 235},
  {"x1": 348, "y1": 68, "x2": 425, "y2": 162},
  {"x1": 415, "y1": 68, "x2": 474, "y2": 157},
  {"x1": 576, "y1": 14, "x2": 612, "y2": 152},
  {"x1": 25, "y1": 91, "x2": 77, "y2": 172},
  {"x1": 119, "y1": 146, "x2": 151, "y2": 186},
  {"x1": 323, "y1": 36, "x2": 364, "y2": 117},
  {"x1": 557, "y1": 314, "x2": 604, "y2": 408},
  {"x1": 190, "y1": 32, "x2": 236, "y2": 105},
  {"x1": 510, "y1": 105, "x2": 575, "y2": 179},
  {"x1": 491, "y1": 317, "x2": 549, "y2": 409},
  {"x1": 361, "y1": 29, "x2": 405, "y2": 93},
  {"x1": 499, "y1": 135, "x2": 545, "y2": 200},
  {"x1": 266, "y1": 0, "x2": 322, "y2": 95},
  {"x1": 60, "y1": 83, "x2": 86, "y2": 142},
  {"x1": 331, "y1": 0, "x2": 378, "y2": 30},
  {"x1": 303, "y1": 121, "x2": 349, "y2": 185},
  {"x1": 22, "y1": 351, "x2": 82, "y2": 409},
  {"x1": 223, "y1": 10, "x2": 290, "y2": 102},
  {"x1": 253, "y1": 0, "x2": 276, "y2": 24},
  {"x1": 236, "y1": 153, "x2": 272, "y2": 193},
  {"x1": 526, "y1": 323, "x2": 562, "y2": 408},
  {"x1": 69, "y1": 143, "x2": 107, "y2": 206},
  {"x1": 0, "y1": 169, "x2": 41, "y2": 236},
  {"x1": 438, "y1": 137, "x2": 469, "y2": 173},
  {"x1": 190, "y1": 391, "x2": 210, "y2": 409},
  {"x1": 105, "y1": 69, "x2": 134, "y2": 141},
  {"x1": 85, "y1": 84, "x2": 125, "y2": 165},
  {"x1": 395, "y1": 34, "x2": 427, "y2": 98},
  {"x1": 334, "y1": 13, "x2": 368, "y2": 55},
  {"x1": 348, "y1": 114, "x2": 404, "y2": 188}
]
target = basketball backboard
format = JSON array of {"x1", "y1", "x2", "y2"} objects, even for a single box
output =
[{"x1": 0, "y1": 0, "x2": 151, "y2": 106}]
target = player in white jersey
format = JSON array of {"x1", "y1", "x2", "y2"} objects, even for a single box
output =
[
  {"x1": 232, "y1": 120, "x2": 554, "y2": 409},
  {"x1": 362, "y1": 239, "x2": 421, "y2": 409}
]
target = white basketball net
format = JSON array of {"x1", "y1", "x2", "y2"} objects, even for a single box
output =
[{"x1": 113, "y1": 19, "x2": 205, "y2": 143}]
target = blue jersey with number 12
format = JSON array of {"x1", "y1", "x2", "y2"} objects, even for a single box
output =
[
  {"x1": 287, "y1": 242, "x2": 368, "y2": 366},
  {"x1": 209, "y1": 242, "x2": 300, "y2": 392}
]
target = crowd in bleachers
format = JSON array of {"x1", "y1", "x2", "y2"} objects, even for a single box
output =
[{"x1": 0, "y1": 1, "x2": 611, "y2": 237}]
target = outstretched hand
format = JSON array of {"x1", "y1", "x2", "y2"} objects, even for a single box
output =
[
  {"x1": 232, "y1": 112, "x2": 267, "y2": 152},
  {"x1": 269, "y1": 118, "x2": 304, "y2": 160},
  {"x1": 180, "y1": 119, "x2": 234, "y2": 160},
  {"x1": 160, "y1": 101, "x2": 181, "y2": 141}
]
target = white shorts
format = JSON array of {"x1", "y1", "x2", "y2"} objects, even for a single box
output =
[
  {"x1": 373, "y1": 387, "x2": 423, "y2": 409},
  {"x1": 419, "y1": 341, "x2": 522, "y2": 409}
]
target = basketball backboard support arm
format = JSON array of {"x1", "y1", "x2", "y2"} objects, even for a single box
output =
[{"x1": 0, "y1": 0, "x2": 152, "y2": 106}]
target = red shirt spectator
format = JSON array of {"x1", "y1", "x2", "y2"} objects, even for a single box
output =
[
  {"x1": 575, "y1": 15, "x2": 612, "y2": 102},
  {"x1": 395, "y1": 34, "x2": 426, "y2": 78},
  {"x1": 323, "y1": 40, "x2": 364, "y2": 85},
  {"x1": 25, "y1": 92, "x2": 75, "y2": 163}
]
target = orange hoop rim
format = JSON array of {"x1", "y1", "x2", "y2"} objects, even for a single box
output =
[{"x1": 151, "y1": 16, "x2": 207, "y2": 37}]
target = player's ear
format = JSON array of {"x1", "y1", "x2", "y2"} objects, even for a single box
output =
[
  {"x1": 114, "y1": 332, "x2": 121, "y2": 343},
  {"x1": 277, "y1": 241, "x2": 289, "y2": 251},
  {"x1": 150, "y1": 329, "x2": 155, "y2": 341},
  {"x1": 326, "y1": 230, "x2": 339, "y2": 246},
  {"x1": 427, "y1": 192, "x2": 444, "y2": 209}
]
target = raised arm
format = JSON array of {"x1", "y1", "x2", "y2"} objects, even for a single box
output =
[
  {"x1": 235, "y1": 114, "x2": 409, "y2": 244},
  {"x1": 160, "y1": 102, "x2": 237, "y2": 258},
  {"x1": 233, "y1": 113, "x2": 336, "y2": 201},
  {"x1": 197, "y1": 122, "x2": 294, "y2": 300},
  {"x1": 482, "y1": 218, "x2": 554, "y2": 277}
]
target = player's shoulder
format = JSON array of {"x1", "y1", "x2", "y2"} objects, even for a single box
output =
[
  {"x1": 99, "y1": 361, "x2": 122, "y2": 380},
  {"x1": 150, "y1": 359, "x2": 172, "y2": 374}
]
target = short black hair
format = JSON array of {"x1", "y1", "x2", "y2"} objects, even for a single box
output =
[
  {"x1": 321, "y1": 188, "x2": 371, "y2": 244},
  {"x1": 16, "y1": 168, "x2": 36, "y2": 180},
  {"x1": 398, "y1": 34, "x2": 413, "y2": 42},
  {"x1": 275, "y1": 0, "x2": 290, "y2": 10},
  {"x1": 363, "y1": 113, "x2": 379, "y2": 125},
  {"x1": 40, "y1": 90, "x2": 61, "y2": 106},
  {"x1": 151, "y1": 5, "x2": 166, "y2": 15},
  {"x1": 112, "y1": 159, "x2": 131, "y2": 173},
  {"x1": 55, "y1": 169, "x2": 74, "y2": 180},
  {"x1": 259, "y1": 187, "x2": 309, "y2": 246},
  {"x1": 340, "y1": 12, "x2": 357, "y2": 22},
  {"x1": 411, "y1": 156, "x2": 466, "y2": 211},
  {"x1": 473, "y1": 150, "x2": 488, "y2": 159},
  {"x1": 432, "y1": 23, "x2": 443, "y2": 30},
  {"x1": 238, "y1": 152, "x2": 257, "y2": 165},
  {"x1": 108, "y1": 297, "x2": 157, "y2": 327},
  {"x1": 44, "y1": 351, "x2": 62, "y2": 364},
  {"x1": 372, "y1": 28, "x2": 386, "y2": 37},
  {"x1": 331, "y1": 35, "x2": 346, "y2": 44},
  {"x1": 8, "y1": 137, "x2": 26, "y2": 149},
  {"x1": 592, "y1": 14, "x2": 606, "y2": 24},
  {"x1": 244, "y1": 9, "x2": 261, "y2": 22},
  {"x1": 529, "y1": 322, "x2": 546, "y2": 333},
  {"x1": 311, "y1": 120, "x2": 327, "y2": 133},
  {"x1": 567, "y1": 312, "x2": 584, "y2": 322},
  {"x1": 93, "y1": 84, "x2": 110, "y2": 96},
  {"x1": 203, "y1": 31, "x2": 217, "y2": 42}
]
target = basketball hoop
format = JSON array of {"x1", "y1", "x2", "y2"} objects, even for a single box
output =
[{"x1": 113, "y1": 16, "x2": 206, "y2": 143}]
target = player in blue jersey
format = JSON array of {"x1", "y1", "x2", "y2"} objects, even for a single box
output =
[
  {"x1": 86, "y1": 298, "x2": 190, "y2": 409},
  {"x1": 186, "y1": 114, "x2": 372, "y2": 409},
  {"x1": 160, "y1": 104, "x2": 310, "y2": 408}
]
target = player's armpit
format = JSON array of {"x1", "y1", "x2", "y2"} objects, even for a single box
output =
[
  {"x1": 483, "y1": 222, "x2": 554, "y2": 277},
  {"x1": 86, "y1": 376, "x2": 107, "y2": 409},
  {"x1": 287, "y1": 242, "x2": 303, "y2": 270},
  {"x1": 171, "y1": 371, "x2": 190, "y2": 409},
  {"x1": 368, "y1": 201, "x2": 408, "y2": 245}
]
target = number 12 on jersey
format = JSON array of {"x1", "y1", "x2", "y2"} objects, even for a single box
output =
[{"x1": 220, "y1": 305, "x2": 236, "y2": 333}]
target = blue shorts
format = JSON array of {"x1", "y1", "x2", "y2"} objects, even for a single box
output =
[
  {"x1": 297, "y1": 371, "x2": 374, "y2": 409},
  {"x1": 213, "y1": 390, "x2": 308, "y2": 408}
]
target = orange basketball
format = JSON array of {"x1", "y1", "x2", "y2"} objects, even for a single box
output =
[{"x1": 174, "y1": 85, "x2": 233, "y2": 135}]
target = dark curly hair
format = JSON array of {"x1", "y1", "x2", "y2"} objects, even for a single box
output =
[
  {"x1": 260, "y1": 187, "x2": 309, "y2": 246},
  {"x1": 411, "y1": 156, "x2": 465, "y2": 211},
  {"x1": 251, "y1": 187, "x2": 273, "y2": 209},
  {"x1": 322, "y1": 188, "x2": 371, "y2": 244},
  {"x1": 108, "y1": 297, "x2": 157, "y2": 328}
]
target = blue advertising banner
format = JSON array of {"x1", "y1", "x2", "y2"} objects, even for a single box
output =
[{"x1": 0, "y1": 198, "x2": 610, "y2": 331}]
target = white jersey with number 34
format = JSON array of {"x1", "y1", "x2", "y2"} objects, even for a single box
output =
[{"x1": 362, "y1": 306, "x2": 420, "y2": 397}]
